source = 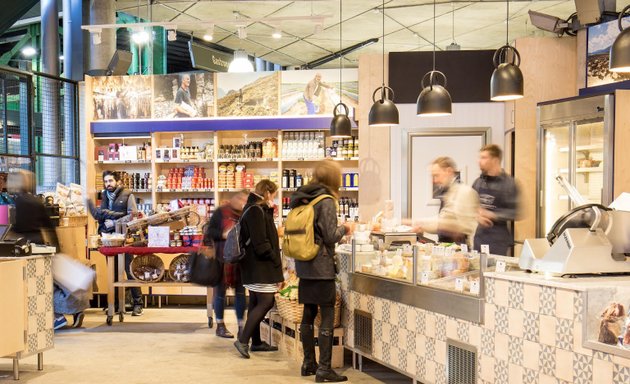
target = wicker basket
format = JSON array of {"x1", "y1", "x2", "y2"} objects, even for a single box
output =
[
  {"x1": 168, "y1": 254, "x2": 191, "y2": 282},
  {"x1": 100, "y1": 238, "x2": 125, "y2": 247},
  {"x1": 275, "y1": 294, "x2": 341, "y2": 327},
  {"x1": 147, "y1": 212, "x2": 170, "y2": 226},
  {"x1": 130, "y1": 254, "x2": 165, "y2": 282}
]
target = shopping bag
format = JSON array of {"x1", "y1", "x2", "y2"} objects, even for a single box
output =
[
  {"x1": 52, "y1": 253, "x2": 96, "y2": 293},
  {"x1": 188, "y1": 246, "x2": 223, "y2": 286}
]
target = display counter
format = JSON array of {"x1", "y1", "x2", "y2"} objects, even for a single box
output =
[{"x1": 337, "y1": 242, "x2": 630, "y2": 384}]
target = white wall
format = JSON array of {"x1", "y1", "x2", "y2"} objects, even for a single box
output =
[{"x1": 391, "y1": 102, "x2": 506, "y2": 220}]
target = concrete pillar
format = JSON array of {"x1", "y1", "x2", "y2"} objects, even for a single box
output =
[
  {"x1": 88, "y1": 0, "x2": 116, "y2": 73},
  {"x1": 63, "y1": 0, "x2": 83, "y2": 81},
  {"x1": 41, "y1": 0, "x2": 61, "y2": 191}
]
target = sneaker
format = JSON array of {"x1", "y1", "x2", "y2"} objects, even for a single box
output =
[
  {"x1": 54, "y1": 316, "x2": 68, "y2": 330},
  {"x1": 72, "y1": 312, "x2": 85, "y2": 328},
  {"x1": 132, "y1": 304, "x2": 143, "y2": 316},
  {"x1": 250, "y1": 341, "x2": 278, "y2": 352}
]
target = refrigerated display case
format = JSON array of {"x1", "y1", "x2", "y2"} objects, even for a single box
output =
[{"x1": 537, "y1": 94, "x2": 614, "y2": 237}]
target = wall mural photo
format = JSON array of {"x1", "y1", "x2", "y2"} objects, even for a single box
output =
[
  {"x1": 153, "y1": 72, "x2": 215, "y2": 119},
  {"x1": 216, "y1": 71, "x2": 279, "y2": 117},
  {"x1": 587, "y1": 16, "x2": 630, "y2": 87},
  {"x1": 91, "y1": 76, "x2": 152, "y2": 120}
]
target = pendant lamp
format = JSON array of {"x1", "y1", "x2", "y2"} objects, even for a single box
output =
[
  {"x1": 610, "y1": 5, "x2": 630, "y2": 73},
  {"x1": 228, "y1": 50, "x2": 254, "y2": 73},
  {"x1": 368, "y1": 0, "x2": 399, "y2": 127},
  {"x1": 417, "y1": 0, "x2": 452, "y2": 117},
  {"x1": 490, "y1": 0, "x2": 524, "y2": 101},
  {"x1": 330, "y1": 0, "x2": 352, "y2": 138}
]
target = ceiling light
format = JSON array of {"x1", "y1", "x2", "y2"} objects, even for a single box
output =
[
  {"x1": 368, "y1": 0, "x2": 399, "y2": 127},
  {"x1": 92, "y1": 31, "x2": 102, "y2": 45},
  {"x1": 237, "y1": 26, "x2": 247, "y2": 39},
  {"x1": 331, "y1": 0, "x2": 352, "y2": 138},
  {"x1": 610, "y1": 5, "x2": 630, "y2": 73},
  {"x1": 167, "y1": 29, "x2": 177, "y2": 41},
  {"x1": 417, "y1": 0, "x2": 452, "y2": 117},
  {"x1": 490, "y1": 0, "x2": 524, "y2": 101},
  {"x1": 131, "y1": 28, "x2": 150, "y2": 45},
  {"x1": 21, "y1": 46, "x2": 36, "y2": 57},
  {"x1": 203, "y1": 24, "x2": 214, "y2": 41},
  {"x1": 314, "y1": 23, "x2": 323, "y2": 34},
  {"x1": 272, "y1": 29, "x2": 282, "y2": 39},
  {"x1": 446, "y1": 42, "x2": 460, "y2": 51},
  {"x1": 228, "y1": 49, "x2": 254, "y2": 73},
  {"x1": 59, "y1": 55, "x2": 64, "y2": 60}
]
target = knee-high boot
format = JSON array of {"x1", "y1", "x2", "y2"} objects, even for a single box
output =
[
  {"x1": 315, "y1": 328, "x2": 347, "y2": 382},
  {"x1": 300, "y1": 324, "x2": 318, "y2": 376}
]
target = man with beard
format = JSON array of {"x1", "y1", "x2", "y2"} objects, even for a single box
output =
[
  {"x1": 174, "y1": 73, "x2": 196, "y2": 118},
  {"x1": 87, "y1": 171, "x2": 143, "y2": 316},
  {"x1": 472, "y1": 144, "x2": 521, "y2": 256}
]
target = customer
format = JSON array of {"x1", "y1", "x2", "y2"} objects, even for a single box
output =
[
  {"x1": 204, "y1": 190, "x2": 248, "y2": 338},
  {"x1": 86, "y1": 170, "x2": 143, "y2": 316},
  {"x1": 233, "y1": 180, "x2": 284, "y2": 358},
  {"x1": 291, "y1": 160, "x2": 353, "y2": 382},
  {"x1": 8, "y1": 170, "x2": 89, "y2": 330},
  {"x1": 472, "y1": 144, "x2": 521, "y2": 256},
  {"x1": 411, "y1": 157, "x2": 479, "y2": 246}
]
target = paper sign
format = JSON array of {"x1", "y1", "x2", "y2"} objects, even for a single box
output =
[
  {"x1": 420, "y1": 271, "x2": 430, "y2": 285},
  {"x1": 496, "y1": 260, "x2": 507, "y2": 273},
  {"x1": 455, "y1": 278, "x2": 464, "y2": 292},
  {"x1": 480, "y1": 244, "x2": 490, "y2": 254},
  {"x1": 460, "y1": 244, "x2": 468, "y2": 253},
  {"x1": 470, "y1": 281, "x2": 480, "y2": 295},
  {"x1": 148, "y1": 226, "x2": 170, "y2": 247}
]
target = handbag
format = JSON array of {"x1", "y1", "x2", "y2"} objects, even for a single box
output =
[{"x1": 188, "y1": 246, "x2": 223, "y2": 286}]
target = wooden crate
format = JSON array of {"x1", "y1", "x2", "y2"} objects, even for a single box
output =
[
  {"x1": 260, "y1": 312, "x2": 284, "y2": 347},
  {"x1": 281, "y1": 321, "x2": 345, "y2": 368}
]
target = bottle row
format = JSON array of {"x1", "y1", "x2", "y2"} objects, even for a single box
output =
[
  {"x1": 280, "y1": 197, "x2": 360, "y2": 222},
  {"x1": 119, "y1": 172, "x2": 152, "y2": 190}
]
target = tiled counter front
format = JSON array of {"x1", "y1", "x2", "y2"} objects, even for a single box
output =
[{"x1": 337, "y1": 254, "x2": 630, "y2": 384}]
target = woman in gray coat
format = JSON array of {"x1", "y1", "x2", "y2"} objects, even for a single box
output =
[{"x1": 290, "y1": 160, "x2": 353, "y2": 382}]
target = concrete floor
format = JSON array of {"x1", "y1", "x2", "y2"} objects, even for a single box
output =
[{"x1": 0, "y1": 307, "x2": 411, "y2": 384}]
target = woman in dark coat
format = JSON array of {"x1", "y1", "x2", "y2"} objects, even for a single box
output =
[
  {"x1": 233, "y1": 180, "x2": 284, "y2": 359},
  {"x1": 290, "y1": 160, "x2": 353, "y2": 382}
]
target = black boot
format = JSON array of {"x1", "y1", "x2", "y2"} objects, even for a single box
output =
[
  {"x1": 216, "y1": 323, "x2": 234, "y2": 338},
  {"x1": 315, "y1": 329, "x2": 347, "y2": 382},
  {"x1": 300, "y1": 324, "x2": 318, "y2": 376}
]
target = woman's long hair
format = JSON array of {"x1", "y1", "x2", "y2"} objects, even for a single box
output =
[{"x1": 310, "y1": 159, "x2": 341, "y2": 198}]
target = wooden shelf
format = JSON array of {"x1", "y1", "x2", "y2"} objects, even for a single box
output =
[
  {"x1": 216, "y1": 158, "x2": 279, "y2": 163},
  {"x1": 558, "y1": 144, "x2": 603, "y2": 153},
  {"x1": 156, "y1": 188, "x2": 214, "y2": 193},
  {"x1": 95, "y1": 160, "x2": 151, "y2": 165},
  {"x1": 155, "y1": 159, "x2": 212, "y2": 164}
]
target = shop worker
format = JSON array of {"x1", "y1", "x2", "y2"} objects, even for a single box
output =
[
  {"x1": 174, "y1": 73, "x2": 196, "y2": 118},
  {"x1": 472, "y1": 144, "x2": 521, "y2": 256},
  {"x1": 86, "y1": 170, "x2": 143, "y2": 316},
  {"x1": 303, "y1": 73, "x2": 332, "y2": 115},
  {"x1": 8, "y1": 170, "x2": 89, "y2": 330},
  {"x1": 411, "y1": 157, "x2": 479, "y2": 246},
  {"x1": 203, "y1": 189, "x2": 248, "y2": 339}
]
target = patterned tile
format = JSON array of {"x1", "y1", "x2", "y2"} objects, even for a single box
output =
[
  {"x1": 374, "y1": 319, "x2": 383, "y2": 341},
  {"x1": 36, "y1": 278, "x2": 46, "y2": 295},
  {"x1": 574, "y1": 293, "x2": 584, "y2": 322},
  {"x1": 367, "y1": 296, "x2": 375, "y2": 314},
  {"x1": 390, "y1": 325, "x2": 399, "y2": 346},
  {"x1": 383, "y1": 342, "x2": 391, "y2": 364},
  {"x1": 398, "y1": 347, "x2": 407, "y2": 372},
  {"x1": 539, "y1": 344, "x2": 556, "y2": 376},
  {"x1": 508, "y1": 281, "x2": 525, "y2": 310},
  {"x1": 457, "y1": 320, "x2": 470, "y2": 343},
  {"x1": 417, "y1": 356, "x2": 427, "y2": 379},
  {"x1": 573, "y1": 353, "x2": 593, "y2": 384},
  {"x1": 417, "y1": 310, "x2": 426, "y2": 335},
  {"x1": 426, "y1": 337, "x2": 436, "y2": 360},
  {"x1": 509, "y1": 336, "x2": 523, "y2": 365},
  {"x1": 495, "y1": 306, "x2": 509, "y2": 334},
  {"x1": 436, "y1": 363, "x2": 447, "y2": 384},
  {"x1": 555, "y1": 318, "x2": 574, "y2": 350},
  {"x1": 486, "y1": 278, "x2": 495, "y2": 304},
  {"x1": 352, "y1": 292, "x2": 360, "y2": 310},
  {"x1": 495, "y1": 359, "x2": 509, "y2": 383},
  {"x1": 398, "y1": 305, "x2": 408, "y2": 329},
  {"x1": 594, "y1": 351, "x2": 613, "y2": 362},
  {"x1": 614, "y1": 365, "x2": 630, "y2": 384},
  {"x1": 382, "y1": 300, "x2": 391, "y2": 324},
  {"x1": 523, "y1": 367, "x2": 538, "y2": 384},
  {"x1": 524, "y1": 311, "x2": 540, "y2": 343},
  {"x1": 482, "y1": 328, "x2": 494, "y2": 357},
  {"x1": 406, "y1": 328, "x2": 416, "y2": 353},
  {"x1": 540, "y1": 286, "x2": 556, "y2": 316},
  {"x1": 436, "y1": 316, "x2": 447, "y2": 341}
]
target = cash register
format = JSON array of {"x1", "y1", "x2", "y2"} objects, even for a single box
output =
[{"x1": 0, "y1": 224, "x2": 32, "y2": 257}]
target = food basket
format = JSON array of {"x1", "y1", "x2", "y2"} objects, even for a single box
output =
[
  {"x1": 100, "y1": 234, "x2": 125, "y2": 247},
  {"x1": 274, "y1": 294, "x2": 341, "y2": 328},
  {"x1": 147, "y1": 212, "x2": 170, "y2": 226},
  {"x1": 130, "y1": 254, "x2": 165, "y2": 282},
  {"x1": 168, "y1": 254, "x2": 191, "y2": 282}
]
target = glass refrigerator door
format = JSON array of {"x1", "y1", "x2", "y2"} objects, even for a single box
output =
[
  {"x1": 542, "y1": 125, "x2": 571, "y2": 235},
  {"x1": 573, "y1": 119, "x2": 605, "y2": 205}
]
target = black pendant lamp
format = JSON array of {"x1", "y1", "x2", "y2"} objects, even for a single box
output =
[
  {"x1": 330, "y1": 0, "x2": 352, "y2": 138},
  {"x1": 610, "y1": 5, "x2": 630, "y2": 73},
  {"x1": 417, "y1": 0, "x2": 452, "y2": 117},
  {"x1": 368, "y1": 0, "x2": 399, "y2": 127},
  {"x1": 490, "y1": 0, "x2": 524, "y2": 101}
]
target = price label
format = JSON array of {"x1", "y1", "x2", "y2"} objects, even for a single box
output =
[
  {"x1": 470, "y1": 280, "x2": 480, "y2": 295},
  {"x1": 480, "y1": 244, "x2": 490, "y2": 255},
  {"x1": 163, "y1": 158, "x2": 170, "y2": 163},
  {"x1": 192, "y1": 189, "x2": 199, "y2": 192},
  {"x1": 97, "y1": 160, "x2": 103, "y2": 164},
  {"x1": 420, "y1": 271, "x2": 430, "y2": 285},
  {"x1": 455, "y1": 278, "x2": 465, "y2": 292},
  {"x1": 496, "y1": 260, "x2": 507, "y2": 273},
  {"x1": 183, "y1": 159, "x2": 190, "y2": 163},
  {"x1": 265, "y1": 158, "x2": 273, "y2": 162},
  {"x1": 222, "y1": 189, "x2": 230, "y2": 192},
  {"x1": 297, "y1": 157, "x2": 305, "y2": 161},
  {"x1": 124, "y1": 160, "x2": 132, "y2": 164},
  {"x1": 460, "y1": 244, "x2": 468, "y2": 253}
]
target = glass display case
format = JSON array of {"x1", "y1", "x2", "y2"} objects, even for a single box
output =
[{"x1": 353, "y1": 245, "x2": 414, "y2": 283}]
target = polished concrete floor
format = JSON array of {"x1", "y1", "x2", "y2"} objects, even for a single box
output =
[{"x1": 0, "y1": 307, "x2": 411, "y2": 383}]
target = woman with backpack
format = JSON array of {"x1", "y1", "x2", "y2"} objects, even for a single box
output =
[
  {"x1": 290, "y1": 160, "x2": 354, "y2": 382},
  {"x1": 233, "y1": 180, "x2": 284, "y2": 358}
]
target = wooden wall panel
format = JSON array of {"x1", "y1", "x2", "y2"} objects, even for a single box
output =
[
  {"x1": 513, "y1": 37, "x2": 578, "y2": 242},
  {"x1": 614, "y1": 90, "x2": 630, "y2": 198}
]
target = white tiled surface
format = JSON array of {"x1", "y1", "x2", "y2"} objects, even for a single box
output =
[{"x1": 339, "y1": 253, "x2": 630, "y2": 384}]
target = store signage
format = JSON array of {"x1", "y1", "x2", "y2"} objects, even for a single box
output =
[{"x1": 189, "y1": 41, "x2": 232, "y2": 72}]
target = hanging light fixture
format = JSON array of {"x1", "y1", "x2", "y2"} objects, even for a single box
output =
[
  {"x1": 417, "y1": 0, "x2": 452, "y2": 117},
  {"x1": 610, "y1": 5, "x2": 630, "y2": 73},
  {"x1": 331, "y1": 0, "x2": 352, "y2": 138},
  {"x1": 368, "y1": 0, "x2": 399, "y2": 127},
  {"x1": 490, "y1": 0, "x2": 524, "y2": 101},
  {"x1": 228, "y1": 50, "x2": 254, "y2": 73}
]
